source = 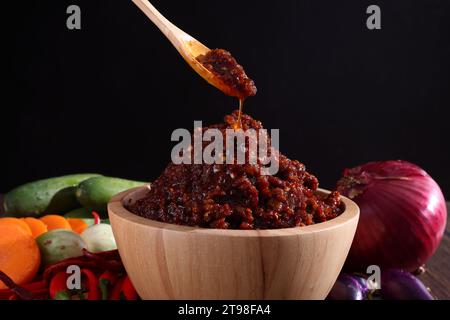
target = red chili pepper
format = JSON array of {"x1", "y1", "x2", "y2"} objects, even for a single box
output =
[
  {"x1": 49, "y1": 269, "x2": 100, "y2": 300},
  {"x1": 99, "y1": 271, "x2": 119, "y2": 300},
  {"x1": 23, "y1": 281, "x2": 46, "y2": 291},
  {"x1": 81, "y1": 269, "x2": 100, "y2": 300},
  {"x1": 110, "y1": 275, "x2": 138, "y2": 300},
  {"x1": 49, "y1": 271, "x2": 71, "y2": 300},
  {"x1": 43, "y1": 250, "x2": 124, "y2": 285},
  {"x1": 109, "y1": 277, "x2": 124, "y2": 300},
  {"x1": 121, "y1": 275, "x2": 138, "y2": 300},
  {"x1": 92, "y1": 211, "x2": 101, "y2": 225}
]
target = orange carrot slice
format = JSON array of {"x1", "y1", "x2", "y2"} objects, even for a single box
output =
[
  {"x1": 0, "y1": 218, "x2": 33, "y2": 237},
  {"x1": 39, "y1": 215, "x2": 72, "y2": 231},
  {"x1": 21, "y1": 217, "x2": 48, "y2": 239},
  {"x1": 67, "y1": 218, "x2": 88, "y2": 234},
  {"x1": 0, "y1": 224, "x2": 41, "y2": 289}
]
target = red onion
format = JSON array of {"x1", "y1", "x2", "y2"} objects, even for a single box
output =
[{"x1": 337, "y1": 160, "x2": 447, "y2": 272}]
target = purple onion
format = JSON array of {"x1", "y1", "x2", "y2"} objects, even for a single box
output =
[{"x1": 337, "y1": 160, "x2": 447, "y2": 272}]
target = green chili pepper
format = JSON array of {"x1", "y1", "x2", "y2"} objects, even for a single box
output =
[{"x1": 98, "y1": 271, "x2": 118, "y2": 300}]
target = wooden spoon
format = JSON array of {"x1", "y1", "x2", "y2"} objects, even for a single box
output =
[{"x1": 131, "y1": 0, "x2": 233, "y2": 96}]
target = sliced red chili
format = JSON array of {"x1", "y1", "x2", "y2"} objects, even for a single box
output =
[
  {"x1": 49, "y1": 271, "x2": 71, "y2": 300},
  {"x1": 92, "y1": 211, "x2": 101, "y2": 225},
  {"x1": 110, "y1": 275, "x2": 138, "y2": 300},
  {"x1": 81, "y1": 269, "x2": 100, "y2": 300},
  {"x1": 109, "y1": 277, "x2": 125, "y2": 300},
  {"x1": 43, "y1": 250, "x2": 124, "y2": 285},
  {"x1": 121, "y1": 276, "x2": 138, "y2": 300}
]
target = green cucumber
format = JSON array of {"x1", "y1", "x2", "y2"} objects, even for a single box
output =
[
  {"x1": 4, "y1": 174, "x2": 102, "y2": 217},
  {"x1": 75, "y1": 176, "x2": 146, "y2": 212}
]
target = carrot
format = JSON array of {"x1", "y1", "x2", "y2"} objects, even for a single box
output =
[
  {"x1": 0, "y1": 224, "x2": 41, "y2": 290},
  {"x1": 39, "y1": 215, "x2": 72, "y2": 231},
  {"x1": 0, "y1": 218, "x2": 33, "y2": 237},
  {"x1": 67, "y1": 218, "x2": 88, "y2": 234},
  {"x1": 21, "y1": 218, "x2": 48, "y2": 239}
]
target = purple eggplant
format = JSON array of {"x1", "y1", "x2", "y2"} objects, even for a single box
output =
[
  {"x1": 380, "y1": 269, "x2": 434, "y2": 300},
  {"x1": 327, "y1": 274, "x2": 366, "y2": 300},
  {"x1": 353, "y1": 275, "x2": 370, "y2": 297}
]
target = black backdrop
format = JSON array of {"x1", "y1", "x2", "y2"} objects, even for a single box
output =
[{"x1": 4, "y1": 0, "x2": 450, "y2": 197}]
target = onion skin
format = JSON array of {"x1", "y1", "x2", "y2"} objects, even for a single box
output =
[
  {"x1": 327, "y1": 274, "x2": 366, "y2": 300},
  {"x1": 380, "y1": 269, "x2": 434, "y2": 300},
  {"x1": 337, "y1": 160, "x2": 447, "y2": 272}
]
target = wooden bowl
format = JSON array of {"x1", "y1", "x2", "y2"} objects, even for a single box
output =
[{"x1": 108, "y1": 186, "x2": 359, "y2": 300}]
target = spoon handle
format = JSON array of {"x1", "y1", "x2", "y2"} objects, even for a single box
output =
[
  {"x1": 131, "y1": 0, "x2": 215, "y2": 93},
  {"x1": 131, "y1": 0, "x2": 189, "y2": 48}
]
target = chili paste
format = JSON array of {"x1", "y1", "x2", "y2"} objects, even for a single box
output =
[
  {"x1": 127, "y1": 111, "x2": 344, "y2": 229},
  {"x1": 196, "y1": 49, "x2": 257, "y2": 99}
]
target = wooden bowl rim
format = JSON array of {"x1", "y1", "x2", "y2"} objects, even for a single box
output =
[{"x1": 108, "y1": 186, "x2": 359, "y2": 238}]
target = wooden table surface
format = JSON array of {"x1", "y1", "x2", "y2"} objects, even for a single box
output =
[
  {"x1": 0, "y1": 195, "x2": 448, "y2": 299},
  {"x1": 421, "y1": 202, "x2": 450, "y2": 300}
]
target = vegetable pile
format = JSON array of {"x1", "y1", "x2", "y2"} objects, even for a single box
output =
[
  {"x1": 0, "y1": 174, "x2": 146, "y2": 300},
  {"x1": 0, "y1": 213, "x2": 138, "y2": 300},
  {"x1": 0, "y1": 249, "x2": 137, "y2": 300}
]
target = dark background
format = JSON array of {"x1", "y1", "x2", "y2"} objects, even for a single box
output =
[{"x1": 4, "y1": 0, "x2": 450, "y2": 197}]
